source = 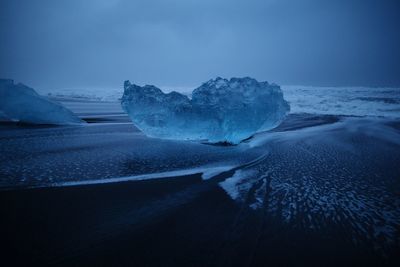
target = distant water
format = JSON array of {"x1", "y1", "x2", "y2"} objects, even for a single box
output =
[
  {"x1": 282, "y1": 86, "x2": 400, "y2": 118},
  {"x1": 38, "y1": 86, "x2": 400, "y2": 118}
]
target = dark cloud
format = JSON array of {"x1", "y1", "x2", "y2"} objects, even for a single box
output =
[{"x1": 1, "y1": 0, "x2": 399, "y2": 90}]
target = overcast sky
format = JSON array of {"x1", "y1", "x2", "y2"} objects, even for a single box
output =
[{"x1": 1, "y1": 0, "x2": 399, "y2": 90}]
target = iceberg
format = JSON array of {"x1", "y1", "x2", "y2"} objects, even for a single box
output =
[
  {"x1": 121, "y1": 77, "x2": 290, "y2": 144},
  {"x1": 0, "y1": 79, "x2": 83, "y2": 125}
]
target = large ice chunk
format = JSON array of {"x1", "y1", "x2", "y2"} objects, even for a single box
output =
[
  {"x1": 0, "y1": 79, "x2": 83, "y2": 125},
  {"x1": 121, "y1": 77, "x2": 290, "y2": 144}
]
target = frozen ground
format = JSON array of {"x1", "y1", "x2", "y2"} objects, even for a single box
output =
[{"x1": 1, "y1": 97, "x2": 400, "y2": 265}]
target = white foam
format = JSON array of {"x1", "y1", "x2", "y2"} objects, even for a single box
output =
[
  {"x1": 49, "y1": 164, "x2": 236, "y2": 188},
  {"x1": 219, "y1": 169, "x2": 257, "y2": 200},
  {"x1": 201, "y1": 166, "x2": 236, "y2": 180},
  {"x1": 282, "y1": 85, "x2": 400, "y2": 118}
]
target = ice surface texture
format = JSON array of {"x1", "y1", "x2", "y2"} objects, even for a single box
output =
[
  {"x1": 0, "y1": 79, "x2": 83, "y2": 124},
  {"x1": 121, "y1": 77, "x2": 290, "y2": 144}
]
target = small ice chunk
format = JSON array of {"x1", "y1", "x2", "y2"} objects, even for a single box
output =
[{"x1": 0, "y1": 79, "x2": 83, "y2": 125}]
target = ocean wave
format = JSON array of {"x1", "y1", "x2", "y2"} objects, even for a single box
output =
[{"x1": 282, "y1": 86, "x2": 400, "y2": 118}]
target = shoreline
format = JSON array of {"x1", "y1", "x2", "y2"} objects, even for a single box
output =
[{"x1": 1, "y1": 106, "x2": 399, "y2": 266}]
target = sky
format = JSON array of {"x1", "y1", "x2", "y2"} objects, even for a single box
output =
[{"x1": 0, "y1": 0, "x2": 399, "y2": 90}]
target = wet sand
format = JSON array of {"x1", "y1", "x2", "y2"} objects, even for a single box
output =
[
  {"x1": 1, "y1": 169, "x2": 398, "y2": 266},
  {"x1": 1, "y1": 102, "x2": 399, "y2": 266}
]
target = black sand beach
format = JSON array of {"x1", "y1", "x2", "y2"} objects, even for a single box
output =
[
  {"x1": 1, "y1": 103, "x2": 400, "y2": 266},
  {"x1": 1, "y1": 169, "x2": 399, "y2": 266}
]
